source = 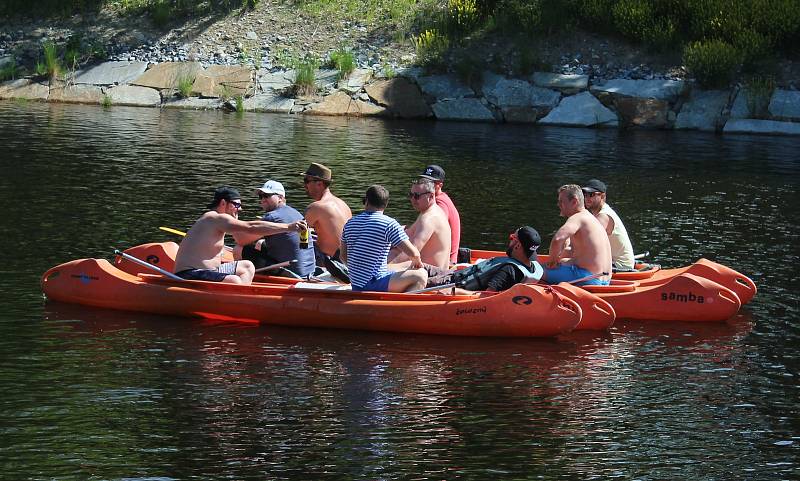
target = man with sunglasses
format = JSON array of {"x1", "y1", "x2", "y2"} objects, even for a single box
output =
[
  {"x1": 425, "y1": 226, "x2": 543, "y2": 293},
  {"x1": 582, "y1": 179, "x2": 635, "y2": 271},
  {"x1": 419, "y1": 165, "x2": 461, "y2": 265},
  {"x1": 300, "y1": 162, "x2": 352, "y2": 282},
  {"x1": 388, "y1": 178, "x2": 451, "y2": 269},
  {"x1": 232, "y1": 180, "x2": 316, "y2": 278},
  {"x1": 174, "y1": 186, "x2": 307, "y2": 285}
]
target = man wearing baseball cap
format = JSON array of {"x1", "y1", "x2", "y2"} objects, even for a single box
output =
[
  {"x1": 233, "y1": 179, "x2": 316, "y2": 278},
  {"x1": 419, "y1": 164, "x2": 461, "y2": 265},
  {"x1": 582, "y1": 179, "x2": 635, "y2": 271}
]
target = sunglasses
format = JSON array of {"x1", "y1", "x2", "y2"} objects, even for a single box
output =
[
  {"x1": 258, "y1": 193, "x2": 276, "y2": 200},
  {"x1": 583, "y1": 191, "x2": 602, "y2": 197},
  {"x1": 408, "y1": 191, "x2": 432, "y2": 200},
  {"x1": 229, "y1": 200, "x2": 242, "y2": 209}
]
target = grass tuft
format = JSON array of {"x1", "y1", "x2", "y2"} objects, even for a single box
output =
[
  {"x1": 175, "y1": 71, "x2": 195, "y2": 98},
  {"x1": 292, "y1": 56, "x2": 319, "y2": 96},
  {"x1": 329, "y1": 46, "x2": 356, "y2": 80}
]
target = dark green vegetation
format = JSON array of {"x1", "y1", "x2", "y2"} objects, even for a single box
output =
[{"x1": 2, "y1": 0, "x2": 797, "y2": 88}]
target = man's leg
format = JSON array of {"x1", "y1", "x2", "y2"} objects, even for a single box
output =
[
  {"x1": 219, "y1": 260, "x2": 255, "y2": 285},
  {"x1": 387, "y1": 268, "x2": 427, "y2": 293}
]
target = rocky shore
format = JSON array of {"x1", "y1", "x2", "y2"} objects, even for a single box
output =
[{"x1": 2, "y1": 58, "x2": 799, "y2": 136}]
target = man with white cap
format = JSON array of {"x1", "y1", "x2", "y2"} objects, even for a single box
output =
[
  {"x1": 233, "y1": 180, "x2": 316, "y2": 278},
  {"x1": 582, "y1": 179, "x2": 635, "y2": 271}
]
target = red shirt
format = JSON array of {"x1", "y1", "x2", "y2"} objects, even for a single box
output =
[{"x1": 436, "y1": 191, "x2": 461, "y2": 264}]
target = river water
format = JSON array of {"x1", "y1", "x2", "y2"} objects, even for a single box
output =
[{"x1": 0, "y1": 101, "x2": 797, "y2": 480}]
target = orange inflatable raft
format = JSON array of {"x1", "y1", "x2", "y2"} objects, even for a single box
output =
[{"x1": 41, "y1": 257, "x2": 583, "y2": 338}]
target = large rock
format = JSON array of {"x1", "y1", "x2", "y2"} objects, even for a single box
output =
[
  {"x1": 768, "y1": 89, "x2": 800, "y2": 120},
  {"x1": 105, "y1": 85, "x2": 161, "y2": 106},
  {"x1": 591, "y1": 79, "x2": 688, "y2": 102},
  {"x1": 431, "y1": 98, "x2": 496, "y2": 122},
  {"x1": 674, "y1": 89, "x2": 730, "y2": 131},
  {"x1": 48, "y1": 81, "x2": 104, "y2": 104},
  {"x1": 615, "y1": 97, "x2": 672, "y2": 128},
  {"x1": 74, "y1": 61, "x2": 148, "y2": 85},
  {"x1": 364, "y1": 77, "x2": 431, "y2": 118},
  {"x1": 132, "y1": 62, "x2": 204, "y2": 90},
  {"x1": 163, "y1": 97, "x2": 222, "y2": 109},
  {"x1": 258, "y1": 69, "x2": 294, "y2": 91},
  {"x1": 0, "y1": 78, "x2": 49, "y2": 101},
  {"x1": 192, "y1": 65, "x2": 253, "y2": 98},
  {"x1": 723, "y1": 119, "x2": 800, "y2": 136},
  {"x1": 730, "y1": 88, "x2": 764, "y2": 119},
  {"x1": 531, "y1": 72, "x2": 589, "y2": 93},
  {"x1": 339, "y1": 68, "x2": 373, "y2": 94},
  {"x1": 538, "y1": 91, "x2": 618, "y2": 127},
  {"x1": 502, "y1": 106, "x2": 547, "y2": 123},
  {"x1": 315, "y1": 69, "x2": 339, "y2": 90},
  {"x1": 306, "y1": 91, "x2": 387, "y2": 116},
  {"x1": 417, "y1": 74, "x2": 474, "y2": 100},
  {"x1": 243, "y1": 91, "x2": 295, "y2": 113}
]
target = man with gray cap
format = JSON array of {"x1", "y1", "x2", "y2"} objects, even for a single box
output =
[
  {"x1": 233, "y1": 180, "x2": 316, "y2": 278},
  {"x1": 419, "y1": 165, "x2": 461, "y2": 265},
  {"x1": 582, "y1": 179, "x2": 635, "y2": 271}
]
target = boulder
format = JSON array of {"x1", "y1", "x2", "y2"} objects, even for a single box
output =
[
  {"x1": 132, "y1": 62, "x2": 204, "y2": 90},
  {"x1": 723, "y1": 119, "x2": 800, "y2": 136},
  {"x1": 48, "y1": 81, "x2": 104, "y2": 104},
  {"x1": 590, "y1": 79, "x2": 687, "y2": 102},
  {"x1": 417, "y1": 74, "x2": 474, "y2": 100},
  {"x1": 768, "y1": 89, "x2": 800, "y2": 120},
  {"x1": 538, "y1": 92, "x2": 618, "y2": 127},
  {"x1": 73, "y1": 61, "x2": 148, "y2": 85},
  {"x1": 243, "y1": 91, "x2": 295, "y2": 113},
  {"x1": 614, "y1": 97, "x2": 672, "y2": 128},
  {"x1": 192, "y1": 65, "x2": 253, "y2": 98},
  {"x1": 306, "y1": 91, "x2": 387, "y2": 116},
  {"x1": 0, "y1": 78, "x2": 49, "y2": 101},
  {"x1": 531, "y1": 72, "x2": 589, "y2": 93},
  {"x1": 339, "y1": 68, "x2": 372, "y2": 95},
  {"x1": 315, "y1": 69, "x2": 339, "y2": 90},
  {"x1": 431, "y1": 98, "x2": 496, "y2": 122},
  {"x1": 502, "y1": 106, "x2": 546, "y2": 123},
  {"x1": 674, "y1": 89, "x2": 730, "y2": 131},
  {"x1": 483, "y1": 77, "x2": 533, "y2": 107},
  {"x1": 364, "y1": 78, "x2": 431, "y2": 118},
  {"x1": 105, "y1": 85, "x2": 161, "y2": 106},
  {"x1": 258, "y1": 69, "x2": 294, "y2": 91},
  {"x1": 162, "y1": 97, "x2": 222, "y2": 110}
]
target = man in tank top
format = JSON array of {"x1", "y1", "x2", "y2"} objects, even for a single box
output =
[{"x1": 582, "y1": 179, "x2": 636, "y2": 271}]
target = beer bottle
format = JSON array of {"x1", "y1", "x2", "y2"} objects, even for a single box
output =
[{"x1": 299, "y1": 225, "x2": 310, "y2": 249}]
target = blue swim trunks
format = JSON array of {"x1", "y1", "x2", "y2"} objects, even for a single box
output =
[
  {"x1": 352, "y1": 271, "x2": 394, "y2": 292},
  {"x1": 544, "y1": 264, "x2": 610, "y2": 286}
]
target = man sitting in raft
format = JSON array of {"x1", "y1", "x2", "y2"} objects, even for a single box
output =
[
  {"x1": 340, "y1": 185, "x2": 427, "y2": 293},
  {"x1": 232, "y1": 180, "x2": 316, "y2": 278},
  {"x1": 543, "y1": 184, "x2": 612, "y2": 286},
  {"x1": 174, "y1": 186, "x2": 306, "y2": 285},
  {"x1": 426, "y1": 226, "x2": 544, "y2": 294},
  {"x1": 582, "y1": 179, "x2": 636, "y2": 271},
  {"x1": 388, "y1": 178, "x2": 451, "y2": 270}
]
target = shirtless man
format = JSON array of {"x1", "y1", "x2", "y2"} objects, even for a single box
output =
[
  {"x1": 582, "y1": 179, "x2": 635, "y2": 271},
  {"x1": 543, "y1": 184, "x2": 612, "y2": 286},
  {"x1": 301, "y1": 162, "x2": 352, "y2": 280},
  {"x1": 174, "y1": 186, "x2": 306, "y2": 285},
  {"x1": 388, "y1": 178, "x2": 451, "y2": 269},
  {"x1": 419, "y1": 165, "x2": 461, "y2": 265}
]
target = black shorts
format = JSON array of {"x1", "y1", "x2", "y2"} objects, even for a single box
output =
[{"x1": 175, "y1": 261, "x2": 239, "y2": 282}]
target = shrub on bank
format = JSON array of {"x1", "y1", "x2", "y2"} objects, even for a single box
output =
[{"x1": 683, "y1": 39, "x2": 740, "y2": 89}]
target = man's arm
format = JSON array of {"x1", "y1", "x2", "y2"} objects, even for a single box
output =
[
  {"x1": 596, "y1": 212, "x2": 613, "y2": 235},
  {"x1": 223, "y1": 216, "x2": 305, "y2": 238},
  {"x1": 339, "y1": 239, "x2": 348, "y2": 263},
  {"x1": 396, "y1": 239, "x2": 423, "y2": 269},
  {"x1": 547, "y1": 219, "x2": 578, "y2": 268},
  {"x1": 485, "y1": 265, "x2": 521, "y2": 292}
]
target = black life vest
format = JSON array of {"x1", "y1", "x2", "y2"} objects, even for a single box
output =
[{"x1": 451, "y1": 257, "x2": 544, "y2": 291}]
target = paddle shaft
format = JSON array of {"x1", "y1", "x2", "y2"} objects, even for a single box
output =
[
  {"x1": 254, "y1": 260, "x2": 296, "y2": 273},
  {"x1": 114, "y1": 250, "x2": 185, "y2": 281}
]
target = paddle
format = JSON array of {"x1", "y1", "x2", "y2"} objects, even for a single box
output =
[
  {"x1": 634, "y1": 251, "x2": 650, "y2": 260},
  {"x1": 254, "y1": 260, "x2": 297, "y2": 273},
  {"x1": 114, "y1": 250, "x2": 185, "y2": 281},
  {"x1": 159, "y1": 226, "x2": 234, "y2": 251}
]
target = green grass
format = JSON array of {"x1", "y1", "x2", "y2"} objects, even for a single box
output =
[
  {"x1": 102, "y1": 94, "x2": 113, "y2": 108},
  {"x1": 42, "y1": 41, "x2": 62, "y2": 79},
  {"x1": 175, "y1": 71, "x2": 195, "y2": 98},
  {"x1": 235, "y1": 95, "x2": 244, "y2": 112},
  {"x1": 329, "y1": 46, "x2": 356, "y2": 80},
  {"x1": 744, "y1": 75, "x2": 776, "y2": 119},
  {"x1": 0, "y1": 58, "x2": 17, "y2": 81},
  {"x1": 293, "y1": 56, "x2": 319, "y2": 96}
]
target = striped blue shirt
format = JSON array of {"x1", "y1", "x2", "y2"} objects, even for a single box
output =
[{"x1": 341, "y1": 210, "x2": 408, "y2": 289}]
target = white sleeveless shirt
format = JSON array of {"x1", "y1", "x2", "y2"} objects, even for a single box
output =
[{"x1": 600, "y1": 203, "x2": 635, "y2": 270}]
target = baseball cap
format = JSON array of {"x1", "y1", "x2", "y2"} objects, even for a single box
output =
[
  {"x1": 419, "y1": 165, "x2": 445, "y2": 182},
  {"x1": 208, "y1": 186, "x2": 241, "y2": 209},
  {"x1": 256, "y1": 180, "x2": 286, "y2": 197},
  {"x1": 582, "y1": 179, "x2": 607, "y2": 193},
  {"x1": 516, "y1": 226, "x2": 541, "y2": 259}
]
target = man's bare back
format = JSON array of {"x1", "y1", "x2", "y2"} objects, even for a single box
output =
[
  {"x1": 174, "y1": 211, "x2": 232, "y2": 272},
  {"x1": 552, "y1": 210, "x2": 612, "y2": 277},
  {"x1": 305, "y1": 191, "x2": 351, "y2": 257}
]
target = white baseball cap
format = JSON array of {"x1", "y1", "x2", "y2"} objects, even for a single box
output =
[{"x1": 256, "y1": 180, "x2": 285, "y2": 197}]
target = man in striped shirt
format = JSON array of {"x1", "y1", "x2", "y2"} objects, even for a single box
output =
[{"x1": 341, "y1": 185, "x2": 427, "y2": 292}]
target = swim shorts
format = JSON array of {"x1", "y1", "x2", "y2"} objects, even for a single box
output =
[
  {"x1": 352, "y1": 271, "x2": 394, "y2": 292},
  {"x1": 544, "y1": 264, "x2": 609, "y2": 286},
  {"x1": 175, "y1": 261, "x2": 238, "y2": 282}
]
